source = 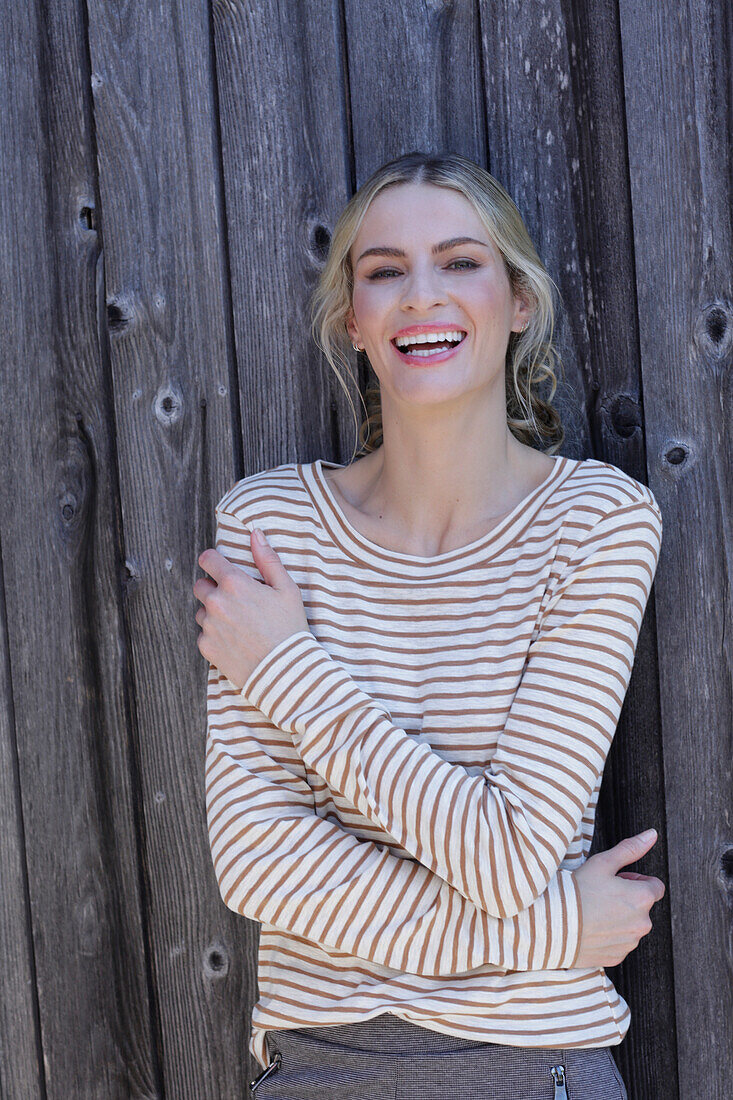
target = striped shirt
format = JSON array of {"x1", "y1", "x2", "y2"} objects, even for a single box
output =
[{"x1": 204, "y1": 453, "x2": 663, "y2": 1071}]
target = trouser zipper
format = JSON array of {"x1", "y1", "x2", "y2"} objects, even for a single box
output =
[
  {"x1": 250, "y1": 1051, "x2": 282, "y2": 1092},
  {"x1": 551, "y1": 1063, "x2": 569, "y2": 1098}
]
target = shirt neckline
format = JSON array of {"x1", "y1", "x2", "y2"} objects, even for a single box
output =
[{"x1": 297, "y1": 453, "x2": 576, "y2": 577}]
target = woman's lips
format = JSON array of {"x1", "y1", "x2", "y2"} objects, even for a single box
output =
[{"x1": 390, "y1": 333, "x2": 467, "y2": 365}]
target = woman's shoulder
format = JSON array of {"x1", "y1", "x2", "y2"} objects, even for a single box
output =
[
  {"x1": 562, "y1": 454, "x2": 662, "y2": 523},
  {"x1": 215, "y1": 460, "x2": 307, "y2": 523}
]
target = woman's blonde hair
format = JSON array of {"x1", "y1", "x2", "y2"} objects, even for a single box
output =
[{"x1": 309, "y1": 150, "x2": 565, "y2": 461}]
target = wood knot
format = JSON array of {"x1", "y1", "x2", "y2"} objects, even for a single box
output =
[
  {"x1": 153, "y1": 383, "x2": 183, "y2": 426},
  {"x1": 705, "y1": 306, "x2": 727, "y2": 344},
  {"x1": 79, "y1": 205, "x2": 96, "y2": 231},
  {"x1": 719, "y1": 849, "x2": 733, "y2": 900},
  {"x1": 59, "y1": 491, "x2": 78, "y2": 524},
  {"x1": 693, "y1": 300, "x2": 732, "y2": 367},
  {"x1": 608, "y1": 394, "x2": 641, "y2": 439},
  {"x1": 308, "y1": 221, "x2": 331, "y2": 264},
  {"x1": 106, "y1": 299, "x2": 132, "y2": 334},
  {"x1": 203, "y1": 941, "x2": 229, "y2": 980},
  {"x1": 664, "y1": 444, "x2": 689, "y2": 467}
]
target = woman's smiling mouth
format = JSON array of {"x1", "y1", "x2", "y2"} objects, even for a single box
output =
[{"x1": 391, "y1": 330, "x2": 467, "y2": 363}]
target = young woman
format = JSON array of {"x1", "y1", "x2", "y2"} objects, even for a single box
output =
[{"x1": 195, "y1": 151, "x2": 665, "y2": 1099}]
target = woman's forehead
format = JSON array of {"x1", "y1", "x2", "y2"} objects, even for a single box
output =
[{"x1": 351, "y1": 184, "x2": 493, "y2": 258}]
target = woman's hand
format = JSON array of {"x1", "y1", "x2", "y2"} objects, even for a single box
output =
[
  {"x1": 571, "y1": 829, "x2": 666, "y2": 968},
  {"x1": 193, "y1": 527, "x2": 310, "y2": 690}
]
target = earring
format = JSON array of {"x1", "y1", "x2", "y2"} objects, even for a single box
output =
[{"x1": 352, "y1": 342, "x2": 361, "y2": 351}]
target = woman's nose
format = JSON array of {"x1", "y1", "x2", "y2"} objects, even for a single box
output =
[{"x1": 399, "y1": 265, "x2": 447, "y2": 311}]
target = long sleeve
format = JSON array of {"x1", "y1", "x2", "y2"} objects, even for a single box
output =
[
  {"x1": 206, "y1": 685, "x2": 581, "y2": 975},
  {"x1": 205, "y1": 506, "x2": 584, "y2": 976},
  {"x1": 239, "y1": 497, "x2": 662, "y2": 921}
]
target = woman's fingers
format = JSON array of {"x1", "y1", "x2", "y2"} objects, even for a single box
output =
[
  {"x1": 193, "y1": 532, "x2": 310, "y2": 689},
  {"x1": 602, "y1": 829, "x2": 658, "y2": 874},
  {"x1": 572, "y1": 833, "x2": 667, "y2": 967},
  {"x1": 198, "y1": 547, "x2": 249, "y2": 586},
  {"x1": 250, "y1": 528, "x2": 297, "y2": 591},
  {"x1": 193, "y1": 576, "x2": 217, "y2": 601}
]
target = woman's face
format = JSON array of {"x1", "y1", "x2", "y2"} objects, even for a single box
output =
[{"x1": 346, "y1": 182, "x2": 529, "y2": 408}]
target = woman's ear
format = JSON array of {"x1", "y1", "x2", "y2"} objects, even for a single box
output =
[
  {"x1": 345, "y1": 307, "x2": 359, "y2": 345},
  {"x1": 511, "y1": 292, "x2": 533, "y2": 333}
]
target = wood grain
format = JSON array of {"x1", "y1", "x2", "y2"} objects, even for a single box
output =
[{"x1": 620, "y1": 0, "x2": 733, "y2": 1095}]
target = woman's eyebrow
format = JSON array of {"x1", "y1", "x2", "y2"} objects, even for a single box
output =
[{"x1": 355, "y1": 237, "x2": 490, "y2": 266}]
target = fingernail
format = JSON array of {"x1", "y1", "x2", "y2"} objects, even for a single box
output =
[
  {"x1": 640, "y1": 828, "x2": 657, "y2": 840},
  {"x1": 252, "y1": 527, "x2": 266, "y2": 544}
]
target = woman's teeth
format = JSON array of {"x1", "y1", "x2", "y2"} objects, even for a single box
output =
[{"x1": 393, "y1": 330, "x2": 466, "y2": 357}]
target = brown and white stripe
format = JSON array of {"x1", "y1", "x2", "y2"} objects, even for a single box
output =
[{"x1": 204, "y1": 454, "x2": 662, "y2": 1070}]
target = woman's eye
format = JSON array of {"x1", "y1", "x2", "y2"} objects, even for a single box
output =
[
  {"x1": 367, "y1": 259, "x2": 479, "y2": 281},
  {"x1": 367, "y1": 268, "x2": 399, "y2": 280}
]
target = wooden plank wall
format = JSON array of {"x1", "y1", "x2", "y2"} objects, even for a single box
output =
[{"x1": 0, "y1": 0, "x2": 729, "y2": 1097}]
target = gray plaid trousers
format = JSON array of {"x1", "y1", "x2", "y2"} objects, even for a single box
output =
[{"x1": 251, "y1": 1013, "x2": 629, "y2": 1099}]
